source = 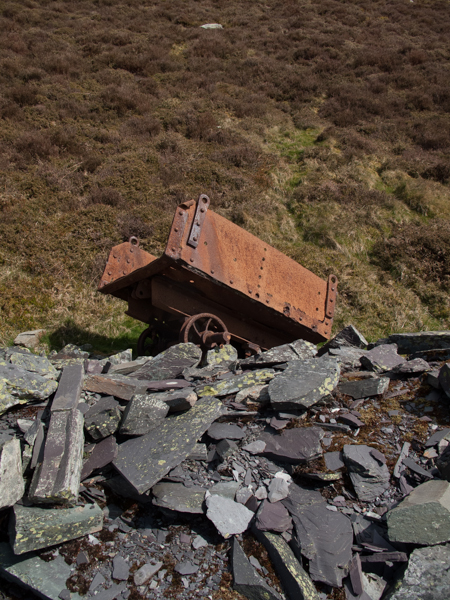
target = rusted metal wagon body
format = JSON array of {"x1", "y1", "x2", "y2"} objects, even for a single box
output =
[{"x1": 98, "y1": 194, "x2": 338, "y2": 355}]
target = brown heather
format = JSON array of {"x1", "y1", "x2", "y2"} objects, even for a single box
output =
[{"x1": 0, "y1": 0, "x2": 449, "y2": 351}]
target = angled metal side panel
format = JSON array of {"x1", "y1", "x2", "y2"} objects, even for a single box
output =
[{"x1": 98, "y1": 239, "x2": 157, "y2": 292}]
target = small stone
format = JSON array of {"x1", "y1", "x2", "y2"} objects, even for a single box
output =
[
  {"x1": 392, "y1": 358, "x2": 431, "y2": 375},
  {"x1": 196, "y1": 369, "x2": 275, "y2": 398},
  {"x1": 134, "y1": 562, "x2": 163, "y2": 586},
  {"x1": 59, "y1": 589, "x2": 71, "y2": 600},
  {"x1": 268, "y1": 477, "x2": 291, "y2": 503},
  {"x1": 119, "y1": 394, "x2": 169, "y2": 436},
  {"x1": 360, "y1": 344, "x2": 405, "y2": 373},
  {"x1": 207, "y1": 422, "x2": 245, "y2": 440},
  {"x1": 0, "y1": 438, "x2": 24, "y2": 510},
  {"x1": 151, "y1": 482, "x2": 206, "y2": 514},
  {"x1": 200, "y1": 23, "x2": 223, "y2": 28},
  {"x1": 89, "y1": 572, "x2": 106, "y2": 591},
  {"x1": 258, "y1": 427, "x2": 324, "y2": 464},
  {"x1": 318, "y1": 325, "x2": 368, "y2": 356},
  {"x1": 338, "y1": 377, "x2": 389, "y2": 399},
  {"x1": 206, "y1": 495, "x2": 253, "y2": 538},
  {"x1": 175, "y1": 561, "x2": 199, "y2": 575},
  {"x1": 14, "y1": 329, "x2": 46, "y2": 349},
  {"x1": 241, "y1": 340, "x2": 317, "y2": 367},
  {"x1": 342, "y1": 445, "x2": 390, "y2": 502},
  {"x1": 113, "y1": 555, "x2": 129, "y2": 581},
  {"x1": 324, "y1": 451, "x2": 345, "y2": 472},
  {"x1": 209, "y1": 481, "x2": 240, "y2": 500},
  {"x1": 84, "y1": 396, "x2": 121, "y2": 440},
  {"x1": 439, "y1": 363, "x2": 450, "y2": 398},
  {"x1": 80, "y1": 435, "x2": 118, "y2": 481},
  {"x1": 192, "y1": 535, "x2": 208, "y2": 549},
  {"x1": 255, "y1": 500, "x2": 292, "y2": 533}
]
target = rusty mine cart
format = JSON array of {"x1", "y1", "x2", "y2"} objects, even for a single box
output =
[{"x1": 98, "y1": 194, "x2": 338, "y2": 356}]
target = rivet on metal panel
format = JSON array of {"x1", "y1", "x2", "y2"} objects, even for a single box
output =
[
  {"x1": 255, "y1": 293, "x2": 260, "y2": 298},
  {"x1": 211, "y1": 270, "x2": 214, "y2": 274},
  {"x1": 262, "y1": 257, "x2": 265, "y2": 261},
  {"x1": 200, "y1": 208, "x2": 205, "y2": 213},
  {"x1": 171, "y1": 248, "x2": 176, "y2": 252},
  {"x1": 249, "y1": 290, "x2": 252, "y2": 294},
  {"x1": 179, "y1": 211, "x2": 183, "y2": 216},
  {"x1": 126, "y1": 259, "x2": 130, "y2": 264},
  {"x1": 230, "y1": 280, "x2": 233, "y2": 284},
  {"x1": 113, "y1": 255, "x2": 117, "y2": 259},
  {"x1": 190, "y1": 258, "x2": 194, "y2": 263},
  {"x1": 130, "y1": 248, "x2": 134, "y2": 253},
  {"x1": 122, "y1": 271, "x2": 126, "y2": 275},
  {"x1": 193, "y1": 236, "x2": 198, "y2": 242},
  {"x1": 266, "y1": 300, "x2": 269, "y2": 304},
  {"x1": 107, "y1": 271, "x2": 112, "y2": 276},
  {"x1": 174, "y1": 228, "x2": 178, "y2": 232}
]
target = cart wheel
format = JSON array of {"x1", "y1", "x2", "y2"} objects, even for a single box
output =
[
  {"x1": 180, "y1": 313, "x2": 231, "y2": 349},
  {"x1": 137, "y1": 326, "x2": 163, "y2": 357}
]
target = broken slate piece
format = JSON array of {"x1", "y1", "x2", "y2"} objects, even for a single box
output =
[
  {"x1": 196, "y1": 369, "x2": 275, "y2": 398},
  {"x1": 29, "y1": 408, "x2": 84, "y2": 505},
  {"x1": 9, "y1": 352, "x2": 58, "y2": 379},
  {"x1": 269, "y1": 357, "x2": 340, "y2": 411},
  {"x1": 51, "y1": 364, "x2": 84, "y2": 412},
  {"x1": 119, "y1": 394, "x2": 168, "y2": 436},
  {"x1": 231, "y1": 537, "x2": 282, "y2": 600},
  {"x1": 0, "y1": 363, "x2": 58, "y2": 401},
  {"x1": 402, "y1": 457, "x2": 433, "y2": 479},
  {"x1": 392, "y1": 358, "x2": 431, "y2": 375},
  {"x1": 360, "y1": 344, "x2": 405, "y2": 373},
  {"x1": 210, "y1": 481, "x2": 240, "y2": 500},
  {"x1": 0, "y1": 543, "x2": 82, "y2": 600},
  {"x1": 187, "y1": 443, "x2": 207, "y2": 461},
  {"x1": 324, "y1": 451, "x2": 345, "y2": 472},
  {"x1": 113, "y1": 396, "x2": 222, "y2": 494},
  {"x1": 151, "y1": 482, "x2": 206, "y2": 513},
  {"x1": 425, "y1": 427, "x2": 450, "y2": 447},
  {"x1": 206, "y1": 495, "x2": 254, "y2": 538},
  {"x1": 338, "y1": 413, "x2": 365, "y2": 428},
  {"x1": 205, "y1": 344, "x2": 238, "y2": 367},
  {"x1": 327, "y1": 347, "x2": 369, "y2": 370},
  {"x1": 282, "y1": 484, "x2": 325, "y2": 518},
  {"x1": 268, "y1": 477, "x2": 291, "y2": 503},
  {"x1": 156, "y1": 387, "x2": 198, "y2": 412},
  {"x1": 253, "y1": 530, "x2": 319, "y2": 600},
  {"x1": 338, "y1": 377, "x2": 389, "y2": 399},
  {"x1": 241, "y1": 339, "x2": 317, "y2": 367},
  {"x1": 134, "y1": 562, "x2": 163, "y2": 586},
  {"x1": 342, "y1": 445, "x2": 390, "y2": 502},
  {"x1": 112, "y1": 555, "x2": 129, "y2": 581},
  {"x1": 84, "y1": 396, "x2": 121, "y2": 440},
  {"x1": 385, "y1": 331, "x2": 450, "y2": 354},
  {"x1": 83, "y1": 373, "x2": 148, "y2": 401},
  {"x1": 0, "y1": 438, "x2": 25, "y2": 510},
  {"x1": 436, "y1": 445, "x2": 450, "y2": 481},
  {"x1": 10, "y1": 503, "x2": 103, "y2": 555},
  {"x1": 207, "y1": 422, "x2": 245, "y2": 440},
  {"x1": 258, "y1": 427, "x2": 324, "y2": 464},
  {"x1": 108, "y1": 358, "x2": 147, "y2": 376},
  {"x1": 0, "y1": 380, "x2": 20, "y2": 416},
  {"x1": 132, "y1": 343, "x2": 202, "y2": 381},
  {"x1": 439, "y1": 363, "x2": 450, "y2": 398},
  {"x1": 255, "y1": 500, "x2": 292, "y2": 533},
  {"x1": 290, "y1": 502, "x2": 353, "y2": 587},
  {"x1": 88, "y1": 583, "x2": 126, "y2": 600},
  {"x1": 80, "y1": 435, "x2": 118, "y2": 481},
  {"x1": 386, "y1": 479, "x2": 450, "y2": 544},
  {"x1": 318, "y1": 325, "x2": 368, "y2": 357},
  {"x1": 14, "y1": 329, "x2": 45, "y2": 349}
]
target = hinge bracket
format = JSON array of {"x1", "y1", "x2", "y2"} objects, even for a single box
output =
[
  {"x1": 325, "y1": 274, "x2": 338, "y2": 319},
  {"x1": 187, "y1": 194, "x2": 210, "y2": 248}
]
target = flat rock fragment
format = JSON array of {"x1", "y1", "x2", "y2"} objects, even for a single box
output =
[
  {"x1": 253, "y1": 530, "x2": 319, "y2": 600},
  {"x1": 132, "y1": 343, "x2": 202, "y2": 381},
  {"x1": 255, "y1": 500, "x2": 292, "y2": 533},
  {"x1": 241, "y1": 339, "x2": 317, "y2": 367},
  {"x1": 386, "y1": 479, "x2": 450, "y2": 544},
  {"x1": 9, "y1": 503, "x2": 103, "y2": 555},
  {"x1": 9, "y1": 352, "x2": 58, "y2": 379},
  {"x1": 29, "y1": 407, "x2": 84, "y2": 505},
  {"x1": 231, "y1": 537, "x2": 282, "y2": 600},
  {"x1": 156, "y1": 387, "x2": 198, "y2": 412},
  {"x1": 324, "y1": 451, "x2": 345, "y2": 472},
  {"x1": 207, "y1": 422, "x2": 245, "y2": 440},
  {"x1": 83, "y1": 373, "x2": 148, "y2": 401},
  {"x1": 268, "y1": 357, "x2": 340, "y2": 410},
  {"x1": 360, "y1": 344, "x2": 405, "y2": 373},
  {"x1": 51, "y1": 364, "x2": 84, "y2": 412},
  {"x1": 206, "y1": 495, "x2": 253, "y2": 538},
  {"x1": 134, "y1": 562, "x2": 163, "y2": 586},
  {"x1": 0, "y1": 363, "x2": 58, "y2": 401},
  {"x1": 0, "y1": 543, "x2": 82, "y2": 600},
  {"x1": 268, "y1": 477, "x2": 291, "y2": 503},
  {"x1": 205, "y1": 344, "x2": 238, "y2": 367},
  {"x1": 80, "y1": 436, "x2": 118, "y2": 481},
  {"x1": 318, "y1": 325, "x2": 368, "y2": 356},
  {"x1": 327, "y1": 347, "x2": 369, "y2": 370},
  {"x1": 258, "y1": 427, "x2": 324, "y2": 464},
  {"x1": 113, "y1": 396, "x2": 222, "y2": 494},
  {"x1": 291, "y1": 502, "x2": 353, "y2": 587},
  {"x1": 119, "y1": 394, "x2": 168, "y2": 436},
  {"x1": 151, "y1": 482, "x2": 206, "y2": 513},
  {"x1": 282, "y1": 484, "x2": 325, "y2": 518},
  {"x1": 338, "y1": 377, "x2": 389, "y2": 399},
  {"x1": 112, "y1": 555, "x2": 129, "y2": 580},
  {"x1": 196, "y1": 369, "x2": 275, "y2": 398},
  {"x1": 0, "y1": 437, "x2": 25, "y2": 509},
  {"x1": 392, "y1": 358, "x2": 431, "y2": 375},
  {"x1": 84, "y1": 396, "x2": 121, "y2": 440},
  {"x1": 209, "y1": 481, "x2": 240, "y2": 500},
  {"x1": 439, "y1": 363, "x2": 450, "y2": 398},
  {"x1": 387, "y1": 544, "x2": 450, "y2": 600},
  {"x1": 384, "y1": 331, "x2": 450, "y2": 354},
  {"x1": 342, "y1": 445, "x2": 390, "y2": 502},
  {"x1": 13, "y1": 329, "x2": 46, "y2": 349},
  {"x1": 0, "y1": 379, "x2": 19, "y2": 415}
]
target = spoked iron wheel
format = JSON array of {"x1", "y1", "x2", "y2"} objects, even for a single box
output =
[{"x1": 180, "y1": 313, "x2": 231, "y2": 349}]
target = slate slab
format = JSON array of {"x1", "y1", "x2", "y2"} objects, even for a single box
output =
[
  {"x1": 0, "y1": 437, "x2": 25, "y2": 510},
  {"x1": 83, "y1": 373, "x2": 148, "y2": 401},
  {"x1": 268, "y1": 357, "x2": 340, "y2": 411},
  {"x1": 385, "y1": 331, "x2": 450, "y2": 354},
  {"x1": 196, "y1": 369, "x2": 275, "y2": 398},
  {"x1": 255, "y1": 500, "x2": 292, "y2": 533},
  {"x1": 0, "y1": 542, "x2": 82, "y2": 600},
  {"x1": 9, "y1": 352, "x2": 58, "y2": 379},
  {"x1": 205, "y1": 344, "x2": 238, "y2": 367},
  {"x1": 51, "y1": 364, "x2": 84, "y2": 412},
  {"x1": 81, "y1": 436, "x2": 118, "y2": 481},
  {"x1": 134, "y1": 562, "x2": 163, "y2": 586},
  {"x1": 439, "y1": 363, "x2": 450, "y2": 398},
  {"x1": 338, "y1": 377, "x2": 389, "y2": 399},
  {"x1": 318, "y1": 325, "x2": 368, "y2": 356},
  {"x1": 387, "y1": 544, "x2": 450, "y2": 600},
  {"x1": 108, "y1": 358, "x2": 147, "y2": 376},
  {"x1": 290, "y1": 502, "x2": 353, "y2": 587},
  {"x1": 84, "y1": 396, "x2": 121, "y2": 440},
  {"x1": 342, "y1": 445, "x2": 390, "y2": 502},
  {"x1": 386, "y1": 479, "x2": 450, "y2": 544},
  {"x1": 113, "y1": 396, "x2": 223, "y2": 494},
  {"x1": 324, "y1": 451, "x2": 345, "y2": 472},
  {"x1": 241, "y1": 339, "x2": 317, "y2": 367},
  {"x1": 282, "y1": 484, "x2": 325, "y2": 518},
  {"x1": 151, "y1": 482, "x2": 206, "y2": 513},
  {"x1": 0, "y1": 379, "x2": 20, "y2": 415},
  {"x1": 9, "y1": 503, "x2": 103, "y2": 555},
  {"x1": 258, "y1": 427, "x2": 324, "y2": 464},
  {"x1": 231, "y1": 537, "x2": 282, "y2": 600},
  {"x1": 29, "y1": 408, "x2": 84, "y2": 505},
  {"x1": 156, "y1": 387, "x2": 198, "y2": 412},
  {"x1": 360, "y1": 344, "x2": 405, "y2": 373},
  {"x1": 0, "y1": 363, "x2": 58, "y2": 401},
  {"x1": 112, "y1": 555, "x2": 129, "y2": 580},
  {"x1": 14, "y1": 329, "x2": 46, "y2": 349},
  {"x1": 209, "y1": 481, "x2": 240, "y2": 500},
  {"x1": 327, "y1": 347, "x2": 369, "y2": 370},
  {"x1": 132, "y1": 343, "x2": 202, "y2": 381},
  {"x1": 206, "y1": 495, "x2": 254, "y2": 538},
  {"x1": 392, "y1": 358, "x2": 431, "y2": 375},
  {"x1": 119, "y1": 394, "x2": 168, "y2": 436},
  {"x1": 207, "y1": 422, "x2": 245, "y2": 440},
  {"x1": 253, "y1": 530, "x2": 319, "y2": 600}
]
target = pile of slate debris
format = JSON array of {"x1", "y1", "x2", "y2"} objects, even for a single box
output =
[{"x1": 1, "y1": 327, "x2": 450, "y2": 600}]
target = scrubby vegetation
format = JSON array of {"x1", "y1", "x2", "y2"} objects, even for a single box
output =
[{"x1": 0, "y1": 0, "x2": 449, "y2": 350}]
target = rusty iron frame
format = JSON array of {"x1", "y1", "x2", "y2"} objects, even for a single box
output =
[{"x1": 98, "y1": 195, "x2": 338, "y2": 349}]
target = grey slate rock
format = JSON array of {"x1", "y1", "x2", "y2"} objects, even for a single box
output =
[
  {"x1": 282, "y1": 484, "x2": 325, "y2": 518},
  {"x1": 9, "y1": 352, "x2": 58, "y2": 379},
  {"x1": 84, "y1": 396, "x2": 121, "y2": 440},
  {"x1": 151, "y1": 482, "x2": 206, "y2": 513},
  {"x1": 338, "y1": 413, "x2": 365, "y2": 428},
  {"x1": 327, "y1": 347, "x2": 369, "y2": 370},
  {"x1": 87, "y1": 583, "x2": 126, "y2": 600},
  {"x1": 206, "y1": 495, "x2": 254, "y2": 538},
  {"x1": 290, "y1": 502, "x2": 353, "y2": 587},
  {"x1": 132, "y1": 343, "x2": 202, "y2": 381},
  {"x1": 0, "y1": 542, "x2": 82, "y2": 600},
  {"x1": 386, "y1": 479, "x2": 450, "y2": 544},
  {"x1": 89, "y1": 572, "x2": 106, "y2": 591},
  {"x1": 83, "y1": 373, "x2": 148, "y2": 401},
  {"x1": 436, "y1": 444, "x2": 450, "y2": 481},
  {"x1": 425, "y1": 427, "x2": 450, "y2": 447},
  {"x1": 134, "y1": 562, "x2": 163, "y2": 586},
  {"x1": 119, "y1": 394, "x2": 168, "y2": 436},
  {"x1": 253, "y1": 530, "x2": 319, "y2": 600},
  {"x1": 342, "y1": 445, "x2": 390, "y2": 501},
  {"x1": 80, "y1": 435, "x2": 118, "y2": 481},
  {"x1": 268, "y1": 477, "x2": 291, "y2": 503},
  {"x1": 205, "y1": 344, "x2": 238, "y2": 367},
  {"x1": 0, "y1": 437, "x2": 24, "y2": 510},
  {"x1": 14, "y1": 329, "x2": 46, "y2": 349},
  {"x1": 216, "y1": 438, "x2": 239, "y2": 459},
  {"x1": 384, "y1": 331, "x2": 450, "y2": 354},
  {"x1": 112, "y1": 555, "x2": 129, "y2": 581},
  {"x1": 113, "y1": 396, "x2": 223, "y2": 494},
  {"x1": 9, "y1": 503, "x2": 103, "y2": 555},
  {"x1": 255, "y1": 500, "x2": 292, "y2": 533},
  {"x1": 231, "y1": 537, "x2": 282, "y2": 600},
  {"x1": 338, "y1": 377, "x2": 389, "y2": 399},
  {"x1": 210, "y1": 481, "x2": 240, "y2": 500},
  {"x1": 29, "y1": 407, "x2": 84, "y2": 505},
  {"x1": 196, "y1": 369, "x2": 275, "y2": 398},
  {"x1": 156, "y1": 387, "x2": 198, "y2": 412},
  {"x1": 439, "y1": 363, "x2": 450, "y2": 398},
  {"x1": 392, "y1": 358, "x2": 431, "y2": 375},
  {"x1": 386, "y1": 544, "x2": 450, "y2": 600},
  {"x1": 174, "y1": 561, "x2": 199, "y2": 575},
  {"x1": 269, "y1": 357, "x2": 340, "y2": 411},
  {"x1": 258, "y1": 427, "x2": 324, "y2": 464},
  {"x1": 360, "y1": 344, "x2": 405, "y2": 373},
  {"x1": 207, "y1": 422, "x2": 245, "y2": 440},
  {"x1": 0, "y1": 363, "x2": 58, "y2": 403},
  {"x1": 318, "y1": 325, "x2": 368, "y2": 356},
  {"x1": 324, "y1": 451, "x2": 345, "y2": 472},
  {"x1": 241, "y1": 339, "x2": 317, "y2": 367},
  {"x1": 58, "y1": 589, "x2": 71, "y2": 600},
  {"x1": 108, "y1": 358, "x2": 147, "y2": 376},
  {"x1": 50, "y1": 364, "x2": 84, "y2": 412}
]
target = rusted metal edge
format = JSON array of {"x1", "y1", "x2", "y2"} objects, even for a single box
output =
[
  {"x1": 98, "y1": 238, "x2": 157, "y2": 291},
  {"x1": 325, "y1": 274, "x2": 338, "y2": 320},
  {"x1": 187, "y1": 194, "x2": 210, "y2": 248}
]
